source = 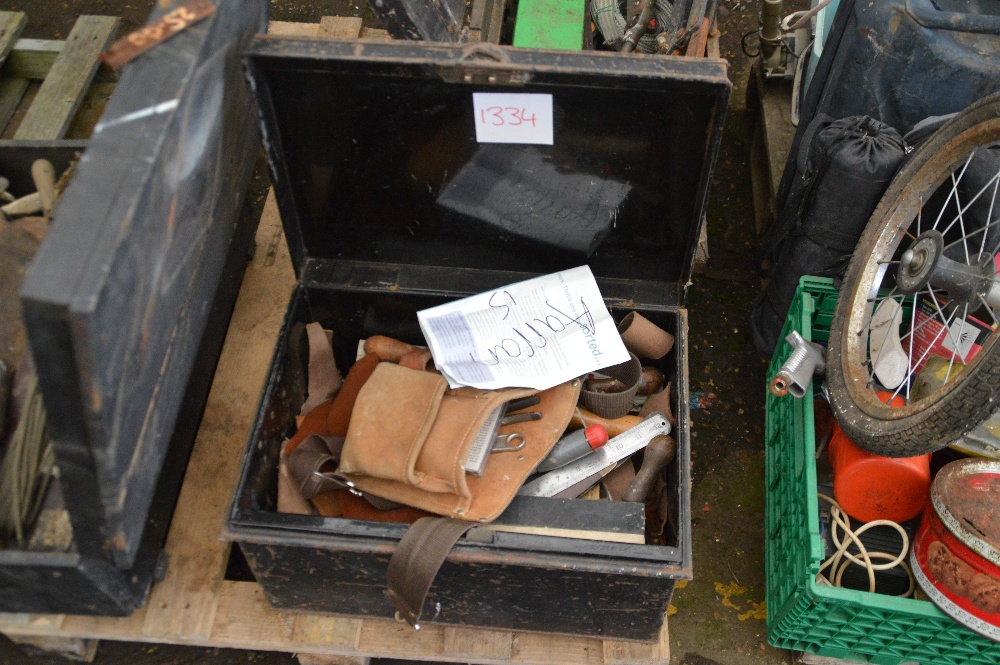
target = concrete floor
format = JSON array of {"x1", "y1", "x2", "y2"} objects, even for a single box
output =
[{"x1": 0, "y1": 1, "x2": 793, "y2": 663}]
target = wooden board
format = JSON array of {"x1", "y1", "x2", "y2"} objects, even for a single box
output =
[
  {"x1": 0, "y1": 18, "x2": 671, "y2": 663},
  {"x1": 0, "y1": 12, "x2": 27, "y2": 63},
  {"x1": 13, "y1": 15, "x2": 118, "y2": 140},
  {"x1": 0, "y1": 77, "x2": 28, "y2": 134},
  {"x1": 484, "y1": 495, "x2": 646, "y2": 544},
  {"x1": 0, "y1": 12, "x2": 28, "y2": 133},
  {"x1": 2, "y1": 38, "x2": 117, "y2": 82}
]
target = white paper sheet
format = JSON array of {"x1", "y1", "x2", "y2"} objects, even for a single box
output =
[{"x1": 417, "y1": 266, "x2": 630, "y2": 390}]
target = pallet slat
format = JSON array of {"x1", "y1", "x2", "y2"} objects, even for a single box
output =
[
  {"x1": 0, "y1": 11, "x2": 27, "y2": 62},
  {"x1": 319, "y1": 16, "x2": 363, "y2": 38},
  {"x1": 443, "y1": 626, "x2": 514, "y2": 661},
  {"x1": 0, "y1": 11, "x2": 28, "y2": 133},
  {"x1": 13, "y1": 15, "x2": 118, "y2": 140},
  {"x1": 2, "y1": 39, "x2": 63, "y2": 79},
  {"x1": 0, "y1": 77, "x2": 28, "y2": 133}
]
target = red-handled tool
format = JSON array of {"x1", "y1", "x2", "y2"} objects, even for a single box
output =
[{"x1": 534, "y1": 425, "x2": 609, "y2": 474}]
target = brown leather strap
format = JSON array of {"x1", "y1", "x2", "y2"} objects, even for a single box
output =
[{"x1": 385, "y1": 517, "x2": 475, "y2": 629}]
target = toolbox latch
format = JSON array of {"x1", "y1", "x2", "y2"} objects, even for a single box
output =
[{"x1": 436, "y1": 43, "x2": 531, "y2": 86}]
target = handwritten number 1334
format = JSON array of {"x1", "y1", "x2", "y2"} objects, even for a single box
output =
[{"x1": 479, "y1": 107, "x2": 538, "y2": 127}]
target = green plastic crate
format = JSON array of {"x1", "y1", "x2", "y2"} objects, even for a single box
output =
[{"x1": 764, "y1": 276, "x2": 1000, "y2": 665}]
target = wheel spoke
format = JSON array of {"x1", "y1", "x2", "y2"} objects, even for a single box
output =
[
  {"x1": 977, "y1": 293, "x2": 1000, "y2": 328},
  {"x1": 981, "y1": 172, "x2": 1000, "y2": 257},
  {"x1": 932, "y1": 150, "x2": 976, "y2": 231},
  {"x1": 897, "y1": 292, "x2": 939, "y2": 346},
  {"x1": 947, "y1": 170, "x2": 970, "y2": 264},
  {"x1": 943, "y1": 214, "x2": 1000, "y2": 253},
  {"x1": 939, "y1": 155, "x2": 1000, "y2": 242},
  {"x1": 890, "y1": 305, "x2": 960, "y2": 403},
  {"x1": 917, "y1": 194, "x2": 923, "y2": 236},
  {"x1": 929, "y1": 289, "x2": 967, "y2": 358},
  {"x1": 856, "y1": 286, "x2": 898, "y2": 338},
  {"x1": 905, "y1": 292, "x2": 918, "y2": 402},
  {"x1": 943, "y1": 303, "x2": 970, "y2": 385},
  {"x1": 956, "y1": 174, "x2": 971, "y2": 264}
]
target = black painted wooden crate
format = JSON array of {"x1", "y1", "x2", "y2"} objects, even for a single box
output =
[
  {"x1": 2, "y1": 0, "x2": 267, "y2": 616},
  {"x1": 225, "y1": 37, "x2": 730, "y2": 641}
]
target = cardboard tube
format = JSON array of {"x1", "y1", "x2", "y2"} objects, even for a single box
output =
[{"x1": 618, "y1": 312, "x2": 674, "y2": 360}]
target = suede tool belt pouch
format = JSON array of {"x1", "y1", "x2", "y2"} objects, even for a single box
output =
[{"x1": 340, "y1": 362, "x2": 581, "y2": 522}]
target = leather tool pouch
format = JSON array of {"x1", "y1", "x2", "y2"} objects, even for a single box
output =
[
  {"x1": 341, "y1": 362, "x2": 581, "y2": 522},
  {"x1": 335, "y1": 361, "x2": 581, "y2": 627}
]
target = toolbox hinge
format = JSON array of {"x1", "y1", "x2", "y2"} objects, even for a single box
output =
[{"x1": 436, "y1": 43, "x2": 532, "y2": 86}]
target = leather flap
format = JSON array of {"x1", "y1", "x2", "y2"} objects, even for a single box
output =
[
  {"x1": 340, "y1": 363, "x2": 447, "y2": 485},
  {"x1": 415, "y1": 386, "x2": 532, "y2": 495},
  {"x1": 351, "y1": 378, "x2": 581, "y2": 521}
]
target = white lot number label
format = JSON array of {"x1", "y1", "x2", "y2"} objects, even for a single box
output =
[{"x1": 472, "y1": 92, "x2": 553, "y2": 145}]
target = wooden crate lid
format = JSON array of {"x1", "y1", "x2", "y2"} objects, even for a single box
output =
[{"x1": 18, "y1": 0, "x2": 268, "y2": 570}]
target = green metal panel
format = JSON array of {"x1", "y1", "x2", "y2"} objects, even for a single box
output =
[{"x1": 512, "y1": 0, "x2": 585, "y2": 50}]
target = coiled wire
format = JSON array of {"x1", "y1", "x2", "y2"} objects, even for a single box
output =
[{"x1": 816, "y1": 494, "x2": 915, "y2": 597}]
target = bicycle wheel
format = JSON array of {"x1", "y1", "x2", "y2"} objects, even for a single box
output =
[{"x1": 827, "y1": 93, "x2": 1000, "y2": 458}]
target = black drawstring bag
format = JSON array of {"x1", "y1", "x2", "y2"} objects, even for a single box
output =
[{"x1": 752, "y1": 115, "x2": 907, "y2": 355}]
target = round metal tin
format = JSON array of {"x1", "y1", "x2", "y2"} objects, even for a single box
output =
[
  {"x1": 931, "y1": 458, "x2": 1000, "y2": 567},
  {"x1": 911, "y1": 459, "x2": 1000, "y2": 642}
]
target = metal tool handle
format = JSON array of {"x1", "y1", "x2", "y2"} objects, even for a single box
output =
[{"x1": 622, "y1": 434, "x2": 676, "y2": 502}]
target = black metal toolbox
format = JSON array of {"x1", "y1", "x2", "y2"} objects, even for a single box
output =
[
  {"x1": 225, "y1": 37, "x2": 729, "y2": 641},
  {"x1": 0, "y1": 0, "x2": 267, "y2": 616}
]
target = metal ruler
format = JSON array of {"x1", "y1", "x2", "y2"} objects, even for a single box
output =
[
  {"x1": 518, "y1": 412, "x2": 671, "y2": 498},
  {"x1": 463, "y1": 404, "x2": 504, "y2": 476}
]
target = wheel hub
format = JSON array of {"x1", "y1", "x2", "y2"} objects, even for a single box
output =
[{"x1": 896, "y1": 230, "x2": 1000, "y2": 308}]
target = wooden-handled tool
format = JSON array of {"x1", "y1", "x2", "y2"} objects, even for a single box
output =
[
  {"x1": 32, "y1": 159, "x2": 57, "y2": 219},
  {"x1": 622, "y1": 434, "x2": 676, "y2": 503},
  {"x1": 363, "y1": 335, "x2": 418, "y2": 362},
  {"x1": 569, "y1": 408, "x2": 642, "y2": 438}
]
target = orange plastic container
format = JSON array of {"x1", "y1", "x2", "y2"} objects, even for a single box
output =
[{"x1": 828, "y1": 394, "x2": 931, "y2": 523}]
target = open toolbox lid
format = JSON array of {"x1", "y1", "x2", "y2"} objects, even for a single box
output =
[
  {"x1": 246, "y1": 37, "x2": 730, "y2": 307},
  {"x1": 18, "y1": 0, "x2": 267, "y2": 569}
]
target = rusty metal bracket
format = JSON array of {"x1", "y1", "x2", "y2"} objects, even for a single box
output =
[
  {"x1": 436, "y1": 43, "x2": 531, "y2": 85},
  {"x1": 101, "y1": 0, "x2": 216, "y2": 70}
]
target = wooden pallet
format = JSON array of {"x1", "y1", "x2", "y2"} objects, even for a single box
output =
[
  {"x1": 0, "y1": 11, "x2": 119, "y2": 141},
  {"x1": 0, "y1": 186, "x2": 670, "y2": 665}
]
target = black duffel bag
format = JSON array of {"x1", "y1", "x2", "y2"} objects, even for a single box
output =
[{"x1": 752, "y1": 115, "x2": 907, "y2": 355}]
